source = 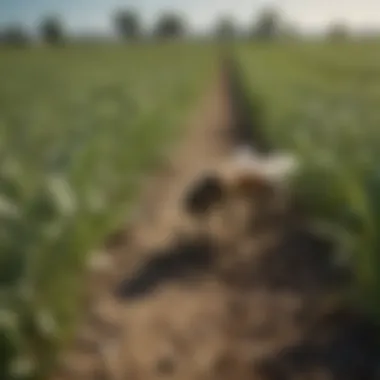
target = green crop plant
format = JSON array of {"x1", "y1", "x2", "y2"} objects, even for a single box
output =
[
  {"x1": 236, "y1": 41, "x2": 380, "y2": 320},
  {"x1": 0, "y1": 43, "x2": 217, "y2": 379}
]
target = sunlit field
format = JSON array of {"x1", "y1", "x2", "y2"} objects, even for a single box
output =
[
  {"x1": 0, "y1": 43, "x2": 217, "y2": 379},
  {"x1": 3, "y1": 38, "x2": 380, "y2": 379},
  {"x1": 236, "y1": 41, "x2": 380, "y2": 318}
]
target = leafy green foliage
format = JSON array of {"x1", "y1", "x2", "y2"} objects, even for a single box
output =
[
  {"x1": 236, "y1": 42, "x2": 380, "y2": 317},
  {"x1": 0, "y1": 44, "x2": 216, "y2": 379}
]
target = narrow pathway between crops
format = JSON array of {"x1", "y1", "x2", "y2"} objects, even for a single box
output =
[{"x1": 52, "y1": 61, "x2": 380, "y2": 380}]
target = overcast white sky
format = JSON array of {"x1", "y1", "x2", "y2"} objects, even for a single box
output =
[{"x1": 1, "y1": 0, "x2": 379, "y2": 33}]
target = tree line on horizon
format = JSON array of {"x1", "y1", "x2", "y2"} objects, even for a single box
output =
[{"x1": 0, "y1": 7, "x2": 355, "y2": 47}]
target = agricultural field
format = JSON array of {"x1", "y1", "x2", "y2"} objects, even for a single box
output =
[
  {"x1": 0, "y1": 43, "x2": 217, "y2": 379},
  {"x1": 236, "y1": 41, "x2": 380, "y2": 318},
  {"x1": 3, "y1": 39, "x2": 380, "y2": 379}
]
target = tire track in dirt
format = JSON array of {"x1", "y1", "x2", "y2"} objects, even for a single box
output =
[{"x1": 51, "y1": 60, "x2": 380, "y2": 380}]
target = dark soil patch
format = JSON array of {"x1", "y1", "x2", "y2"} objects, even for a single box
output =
[{"x1": 114, "y1": 237, "x2": 214, "y2": 300}]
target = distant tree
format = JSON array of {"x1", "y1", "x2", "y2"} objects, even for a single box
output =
[
  {"x1": 327, "y1": 22, "x2": 350, "y2": 41},
  {"x1": 153, "y1": 13, "x2": 186, "y2": 38},
  {"x1": 253, "y1": 8, "x2": 281, "y2": 40},
  {"x1": 280, "y1": 23, "x2": 301, "y2": 41},
  {"x1": 1, "y1": 25, "x2": 30, "y2": 46},
  {"x1": 214, "y1": 16, "x2": 237, "y2": 40},
  {"x1": 40, "y1": 16, "x2": 65, "y2": 45},
  {"x1": 114, "y1": 10, "x2": 141, "y2": 40}
]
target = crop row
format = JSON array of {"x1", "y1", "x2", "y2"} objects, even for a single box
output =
[
  {"x1": 0, "y1": 44, "x2": 216, "y2": 380},
  {"x1": 236, "y1": 42, "x2": 380, "y2": 318}
]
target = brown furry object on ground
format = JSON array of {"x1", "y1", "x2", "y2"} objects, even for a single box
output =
[{"x1": 114, "y1": 153, "x2": 380, "y2": 380}]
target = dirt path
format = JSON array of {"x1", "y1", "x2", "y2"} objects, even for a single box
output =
[
  {"x1": 52, "y1": 68, "x2": 236, "y2": 380},
  {"x1": 52, "y1": 65, "x2": 380, "y2": 380}
]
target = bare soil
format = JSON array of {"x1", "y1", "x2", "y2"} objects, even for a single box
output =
[{"x1": 51, "y1": 67, "x2": 380, "y2": 380}]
